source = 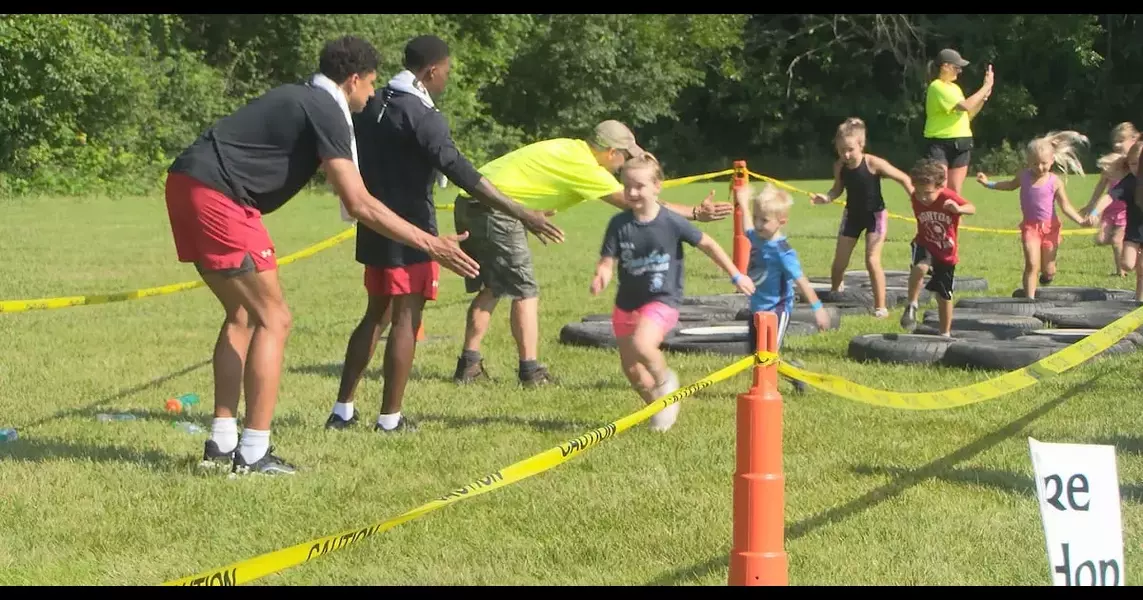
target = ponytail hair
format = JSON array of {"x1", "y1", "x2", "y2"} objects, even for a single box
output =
[
  {"x1": 1026, "y1": 130, "x2": 1089, "y2": 177},
  {"x1": 835, "y1": 117, "x2": 867, "y2": 147},
  {"x1": 1096, "y1": 151, "x2": 1126, "y2": 174}
]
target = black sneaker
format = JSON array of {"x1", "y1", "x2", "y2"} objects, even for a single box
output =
[
  {"x1": 519, "y1": 364, "x2": 555, "y2": 388},
  {"x1": 198, "y1": 440, "x2": 234, "y2": 470},
  {"x1": 374, "y1": 417, "x2": 418, "y2": 434},
  {"x1": 899, "y1": 304, "x2": 918, "y2": 330},
  {"x1": 325, "y1": 411, "x2": 358, "y2": 430},
  {"x1": 230, "y1": 446, "x2": 297, "y2": 477},
  {"x1": 453, "y1": 357, "x2": 488, "y2": 384}
]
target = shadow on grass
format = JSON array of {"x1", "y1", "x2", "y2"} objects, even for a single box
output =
[
  {"x1": 642, "y1": 373, "x2": 1101, "y2": 586},
  {"x1": 414, "y1": 413, "x2": 593, "y2": 434},
  {"x1": 0, "y1": 436, "x2": 175, "y2": 470},
  {"x1": 851, "y1": 464, "x2": 1143, "y2": 504},
  {"x1": 288, "y1": 362, "x2": 633, "y2": 392},
  {"x1": 16, "y1": 359, "x2": 212, "y2": 431}
]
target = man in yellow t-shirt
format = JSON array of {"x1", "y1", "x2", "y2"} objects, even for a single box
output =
[{"x1": 452, "y1": 120, "x2": 733, "y2": 387}]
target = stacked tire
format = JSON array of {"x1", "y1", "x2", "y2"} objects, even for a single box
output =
[{"x1": 847, "y1": 287, "x2": 1142, "y2": 371}]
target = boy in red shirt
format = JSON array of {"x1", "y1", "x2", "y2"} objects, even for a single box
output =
[{"x1": 899, "y1": 158, "x2": 977, "y2": 335}]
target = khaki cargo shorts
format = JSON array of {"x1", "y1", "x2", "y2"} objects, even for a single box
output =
[{"x1": 453, "y1": 195, "x2": 539, "y2": 299}]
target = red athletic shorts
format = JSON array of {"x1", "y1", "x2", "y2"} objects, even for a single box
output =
[
  {"x1": 164, "y1": 172, "x2": 277, "y2": 273},
  {"x1": 364, "y1": 262, "x2": 440, "y2": 300}
]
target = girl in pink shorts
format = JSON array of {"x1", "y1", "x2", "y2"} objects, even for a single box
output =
[
  {"x1": 1084, "y1": 152, "x2": 1133, "y2": 276},
  {"x1": 1083, "y1": 122, "x2": 1140, "y2": 276},
  {"x1": 976, "y1": 130, "x2": 1088, "y2": 299},
  {"x1": 591, "y1": 154, "x2": 753, "y2": 432}
]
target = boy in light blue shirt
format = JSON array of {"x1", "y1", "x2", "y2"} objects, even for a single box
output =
[{"x1": 734, "y1": 183, "x2": 832, "y2": 392}]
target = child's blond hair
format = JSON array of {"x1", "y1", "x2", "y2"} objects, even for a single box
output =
[
  {"x1": 834, "y1": 117, "x2": 866, "y2": 148},
  {"x1": 1112, "y1": 122, "x2": 1139, "y2": 144},
  {"x1": 750, "y1": 183, "x2": 794, "y2": 228},
  {"x1": 1097, "y1": 151, "x2": 1127, "y2": 176},
  {"x1": 1026, "y1": 130, "x2": 1089, "y2": 176},
  {"x1": 622, "y1": 152, "x2": 663, "y2": 183}
]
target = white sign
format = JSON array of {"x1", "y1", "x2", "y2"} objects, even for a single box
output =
[{"x1": 1028, "y1": 437, "x2": 1125, "y2": 586}]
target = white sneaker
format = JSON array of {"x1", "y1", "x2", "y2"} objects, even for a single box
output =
[{"x1": 648, "y1": 370, "x2": 681, "y2": 432}]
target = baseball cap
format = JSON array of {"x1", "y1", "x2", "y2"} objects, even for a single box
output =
[
  {"x1": 592, "y1": 120, "x2": 646, "y2": 158},
  {"x1": 937, "y1": 48, "x2": 969, "y2": 67}
]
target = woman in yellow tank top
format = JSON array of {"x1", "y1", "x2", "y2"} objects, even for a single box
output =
[{"x1": 922, "y1": 48, "x2": 994, "y2": 194}]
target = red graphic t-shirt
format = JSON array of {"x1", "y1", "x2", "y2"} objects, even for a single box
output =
[{"x1": 911, "y1": 187, "x2": 968, "y2": 265}]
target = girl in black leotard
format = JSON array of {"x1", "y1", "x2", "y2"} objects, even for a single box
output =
[
  {"x1": 811, "y1": 118, "x2": 914, "y2": 318},
  {"x1": 1119, "y1": 141, "x2": 1143, "y2": 299}
]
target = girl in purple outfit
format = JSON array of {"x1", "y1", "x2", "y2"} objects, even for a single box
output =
[{"x1": 975, "y1": 131, "x2": 1088, "y2": 299}]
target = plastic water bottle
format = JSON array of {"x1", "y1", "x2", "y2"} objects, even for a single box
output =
[
  {"x1": 171, "y1": 421, "x2": 203, "y2": 435},
  {"x1": 165, "y1": 393, "x2": 200, "y2": 414},
  {"x1": 0, "y1": 428, "x2": 17, "y2": 442},
  {"x1": 96, "y1": 413, "x2": 136, "y2": 422}
]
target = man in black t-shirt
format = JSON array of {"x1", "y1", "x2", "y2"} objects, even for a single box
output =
[
  {"x1": 163, "y1": 35, "x2": 480, "y2": 476},
  {"x1": 324, "y1": 35, "x2": 563, "y2": 433}
]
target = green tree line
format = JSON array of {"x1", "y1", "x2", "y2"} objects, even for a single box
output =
[{"x1": 1, "y1": 14, "x2": 1139, "y2": 197}]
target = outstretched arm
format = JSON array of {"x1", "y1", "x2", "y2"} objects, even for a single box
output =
[
  {"x1": 976, "y1": 171, "x2": 1021, "y2": 191},
  {"x1": 811, "y1": 159, "x2": 845, "y2": 205},
  {"x1": 867, "y1": 154, "x2": 914, "y2": 196},
  {"x1": 603, "y1": 190, "x2": 733, "y2": 222},
  {"x1": 323, "y1": 157, "x2": 480, "y2": 278},
  {"x1": 1054, "y1": 185, "x2": 1086, "y2": 226},
  {"x1": 695, "y1": 233, "x2": 755, "y2": 295}
]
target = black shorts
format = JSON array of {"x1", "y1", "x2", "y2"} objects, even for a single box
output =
[
  {"x1": 839, "y1": 208, "x2": 888, "y2": 240},
  {"x1": 925, "y1": 137, "x2": 973, "y2": 169},
  {"x1": 910, "y1": 242, "x2": 956, "y2": 301}
]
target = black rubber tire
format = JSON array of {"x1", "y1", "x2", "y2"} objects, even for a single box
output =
[
  {"x1": 580, "y1": 304, "x2": 741, "y2": 324},
  {"x1": 942, "y1": 337, "x2": 1137, "y2": 371},
  {"x1": 559, "y1": 321, "x2": 620, "y2": 349},
  {"x1": 1017, "y1": 328, "x2": 1143, "y2": 347},
  {"x1": 1013, "y1": 286, "x2": 1132, "y2": 302},
  {"x1": 920, "y1": 309, "x2": 1044, "y2": 333},
  {"x1": 1032, "y1": 305, "x2": 1143, "y2": 330},
  {"x1": 911, "y1": 324, "x2": 1024, "y2": 340},
  {"x1": 847, "y1": 333, "x2": 963, "y2": 365},
  {"x1": 680, "y1": 294, "x2": 749, "y2": 310},
  {"x1": 734, "y1": 304, "x2": 842, "y2": 329},
  {"x1": 954, "y1": 296, "x2": 1056, "y2": 317},
  {"x1": 951, "y1": 276, "x2": 989, "y2": 292},
  {"x1": 1067, "y1": 299, "x2": 1143, "y2": 312},
  {"x1": 662, "y1": 320, "x2": 819, "y2": 356}
]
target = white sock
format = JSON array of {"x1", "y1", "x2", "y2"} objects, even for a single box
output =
[
  {"x1": 332, "y1": 402, "x2": 354, "y2": 420},
  {"x1": 211, "y1": 418, "x2": 238, "y2": 453},
  {"x1": 909, "y1": 301, "x2": 918, "y2": 309},
  {"x1": 238, "y1": 429, "x2": 270, "y2": 464},
  {"x1": 376, "y1": 412, "x2": 401, "y2": 430}
]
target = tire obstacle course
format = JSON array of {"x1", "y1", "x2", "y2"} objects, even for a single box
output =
[{"x1": 559, "y1": 266, "x2": 1143, "y2": 372}]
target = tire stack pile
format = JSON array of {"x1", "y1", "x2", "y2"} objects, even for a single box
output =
[
  {"x1": 848, "y1": 286, "x2": 1143, "y2": 371},
  {"x1": 558, "y1": 295, "x2": 835, "y2": 356}
]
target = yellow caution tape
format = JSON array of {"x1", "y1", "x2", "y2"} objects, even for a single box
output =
[
  {"x1": 0, "y1": 227, "x2": 357, "y2": 314},
  {"x1": 160, "y1": 351, "x2": 777, "y2": 586},
  {"x1": 778, "y1": 305, "x2": 1143, "y2": 410},
  {"x1": 746, "y1": 169, "x2": 1098, "y2": 236}
]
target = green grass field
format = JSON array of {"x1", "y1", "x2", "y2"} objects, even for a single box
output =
[{"x1": 2, "y1": 172, "x2": 1142, "y2": 586}]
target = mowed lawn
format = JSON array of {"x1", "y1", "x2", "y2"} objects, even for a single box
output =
[{"x1": 2, "y1": 171, "x2": 1143, "y2": 586}]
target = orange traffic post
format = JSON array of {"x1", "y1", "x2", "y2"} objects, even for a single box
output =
[
  {"x1": 728, "y1": 311, "x2": 788, "y2": 586},
  {"x1": 416, "y1": 321, "x2": 426, "y2": 342},
  {"x1": 730, "y1": 160, "x2": 750, "y2": 274}
]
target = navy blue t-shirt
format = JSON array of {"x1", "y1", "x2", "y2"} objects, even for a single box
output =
[{"x1": 600, "y1": 208, "x2": 704, "y2": 311}]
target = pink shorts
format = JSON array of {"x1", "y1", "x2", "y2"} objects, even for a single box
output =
[
  {"x1": 611, "y1": 302, "x2": 680, "y2": 338},
  {"x1": 1020, "y1": 217, "x2": 1061, "y2": 250},
  {"x1": 1102, "y1": 202, "x2": 1127, "y2": 228}
]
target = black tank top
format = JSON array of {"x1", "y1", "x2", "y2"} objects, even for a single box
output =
[{"x1": 840, "y1": 157, "x2": 886, "y2": 213}]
